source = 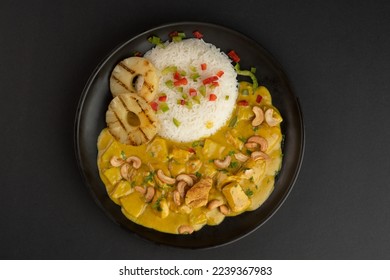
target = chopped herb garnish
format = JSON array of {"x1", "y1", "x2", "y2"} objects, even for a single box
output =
[
  {"x1": 229, "y1": 161, "x2": 239, "y2": 168},
  {"x1": 228, "y1": 116, "x2": 238, "y2": 128},
  {"x1": 234, "y1": 63, "x2": 258, "y2": 90},
  {"x1": 165, "y1": 80, "x2": 174, "y2": 89},
  {"x1": 173, "y1": 118, "x2": 181, "y2": 127},
  {"x1": 245, "y1": 189, "x2": 254, "y2": 197},
  {"x1": 238, "y1": 136, "x2": 247, "y2": 143},
  {"x1": 192, "y1": 140, "x2": 204, "y2": 148},
  {"x1": 152, "y1": 196, "x2": 164, "y2": 211},
  {"x1": 228, "y1": 150, "x2": 236, "y2": 156},
  {"x1": 148, "y1": 35, "x2": 163, "y2": 46},
  {"x1": 144, "y1": 171, "x2": 155, "y2": 184},
  {"x1": 120, "y1": 151, "x2": 126, "y2": 160},
  {"x1": 195, "y1": 171, "x2": 202, "y2": 178}
]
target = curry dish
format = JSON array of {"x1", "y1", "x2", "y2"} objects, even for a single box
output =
[{"x1": 97, "y1": 81, "x2": 283, "y2": 234}]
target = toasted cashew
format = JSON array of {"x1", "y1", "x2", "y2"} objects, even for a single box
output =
[
  {"x1": 110, "y1": 156, "x2": 125, "y2": 167},
  {"x1": 219, "y1": 205, "x2": 230, "y2": 215},
  {"x1": 178, "y1": 225, "x2": 194, "y2": 234},
  {"x1": 234, "y1": 152, "x2": 249, "y2": 162},
  {"x1": 214, "y1": 155, "x2": 232, "y2": 169},
  {"x1": 176, "y1": 174, "x2": 194, "y2": 187},
  {"x1": 251, "y1": 106, "x2": 264, "y2": 126},
  {"x1": 134, "y1": 186, "x2": 146, "y2": 195},
  {"x1": 157, "y1": 169, "x2": 176, "y2": 185},
  {"x1": 144, "y1": 186, "x2": 155, "y2": 203},
  {"x1": 177, "y1": 181, "x2": 189, "y2": 198},
  {"x1": 120, "y1": 164, "x2": 134, "y2": 180},
  {"x1": 207, "y1": 199, "x2": 224, "y2": 210},
  {"x1": 244, "y1": 142, "x2": 258, "y2": 150},
  {"x1": 126, "y1": 156, "x2": 142, "y2": 169},
  {"x1": 265, "y1": 108, "x2": 282, "y2": 127},
  {"x1": 173, "y1": 190, "x2": 181, "y2": 206},
  {"x1": 247, "y1": 135, "x2": 268, "y2": 152},
  {"x1": 251, "y1": 151, "x2": 270, "y2": 161}
]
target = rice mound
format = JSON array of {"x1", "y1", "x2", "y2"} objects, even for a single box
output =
[{"x1": 144, "y1": 38, "x2": 238, "y2": 142}]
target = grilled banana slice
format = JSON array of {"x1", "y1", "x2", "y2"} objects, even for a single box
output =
[
  {"x1": 106, "y1": 93, "x2": 159, "y2": 146},
  {"x1": 110, "y1": 57, "x2": 159, "y2": 102}
]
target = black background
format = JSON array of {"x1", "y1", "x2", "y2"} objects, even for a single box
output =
[{"x1": 1, "y1": 0, "x2": 390, "y2": 259}]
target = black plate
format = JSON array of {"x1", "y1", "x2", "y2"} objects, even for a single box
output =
[{"x1": 74, "y1": 22, "x2": 304, "y2": 249}]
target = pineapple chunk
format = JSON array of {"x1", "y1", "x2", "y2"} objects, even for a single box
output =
[
  {"x1": 202, "y1": 139, "x2": 226, "y2": 159},
  {"x1": 222, "y1": 182, "x2": 250, "y2": 212},
  {"x1": 103, "y1": 167, "x2": 122, "y2": 186},
  {"x1": 120, "y1": 192, "x2": 147, "y2": 218},
  {"x1": 171, "y1": 147, "x2": 192, "y2": 164},
  {"x1": 111, "y1": 180, "x2": 132, "y2": 199},
  {"x1": 146, "y1": 137, "x2": 169, "y2": 161}
]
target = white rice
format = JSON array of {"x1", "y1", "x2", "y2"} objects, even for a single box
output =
[{"x1": 144, "y1": 38, "x2": 238, "y2": 142}]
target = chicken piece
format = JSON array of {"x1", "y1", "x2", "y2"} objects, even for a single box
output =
[{"x1": 185, "y1": 178, "x2": 212, "y2": 208}]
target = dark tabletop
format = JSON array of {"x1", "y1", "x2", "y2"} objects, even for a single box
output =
[{"x1": 1, "y1": 0, "x2": 390, "y2": 259}]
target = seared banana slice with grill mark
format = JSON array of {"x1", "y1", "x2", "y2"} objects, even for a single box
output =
[
  {"x1": 110, "y1": 57, "x2": 159, "y2": 102},
  {"x1": 106, "y1": 93, "x2": 159, "y2": 146}
]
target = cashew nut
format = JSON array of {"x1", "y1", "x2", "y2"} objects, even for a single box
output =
[
  {"x1": 176, "y1": 174, "x2": 194, "y2": 187},
  {"x1": 110, "y1": 156, "x2": 125, "y2": 167},
  {"x1": 177, "y1": 181, "x2": 189, "y2": 198},
  {"x1": 178, "y1": 225, "x2": 194, "y2": 234},
  {"x1": 244, "y1": 142, "x2": 258, "y2": 150},
  {"x1": 251, "y1": 151, "x2": 270, "y2": 161},
  {"x1": 265, "y1": 108, "x2": 282, "y2": 127},
  {"x1": 207, "y1": 199, "x2": 224, "y2": 210},
  {"x1": 251, "y1": 106, "x2": 264, "y2": 126},
  {"x1": 144, "y1": 186, "x2": 155, "y2": 203},
  {"x1": 214, "y1": 155, "x2": 232, "y2": 169},
  {"x1": 234, "y1": 152, "x2": 249, "y2": 162},
  {"x1": 134, "y1": 186, "x2": 146, "y2": 195},
  {"x1": 219, "y1": 205, "x2": 230, "y2": 215},
  {"x1": 120, "y1": 164, "x2": 135, "y2": 180},
  {"x1": 173, "y1": 190, "x2": 181, "y2": 206},
  {"x1": 156, "y1": 169, "x2": 176, "y2": 185},
  {"x1": 247, "y1": 135, "x2": 268, "y2": 152},
  {"x1": 126, "y1": 156, "x2": 142, "y2": 169}
]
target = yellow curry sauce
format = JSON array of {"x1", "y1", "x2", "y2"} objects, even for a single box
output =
[{"x1": 97, "y1": 81, "x2": 283, "y2": 234}]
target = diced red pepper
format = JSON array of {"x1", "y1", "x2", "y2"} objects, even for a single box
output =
[
  {"x1": 189, "y1": 88, "x2": 197, "y2": 97},
  {"x1": 216, "y1": 70, "x2": 224, "y2": 77},
  {"x1": 150, "y1": 101, "x2": 158, "y2": 111},
  {"x1": 202, "y1": 76, "x2": 219, "y2": 85},
  {"x1": 227, "y1": 50, "x2": 240, "y2": 63},
  {"x1": 188, "y1": 147, "x2": 196, "y2": 154},
  {"x1": 256, "y1": 95, "x2": 262, "y2": 103},
  {"x1": 209, "y1": 94, "x2": 217, "y2": 101},
  {"x1": 201, "y1": 63, "x2": 207, "y2": 70},
  {"x1": 169, "y1": 31, "x2": 178, "y2": 38},
  {"x1": 174, "y1": 77, "x2": 188, "y2": 86},
  {"x1": 180, "y1": 99, "x2": 186, "y2": 105},
  {"x1": 237, "y1": 100, "x2": 249, "y2": 106},
  {"x1": 173, "y1": 71, "x2": 181, "y2": 80},
  {"x1": 193, "y1": 30, "x2": 203, "y2": 39},
  {"x1": 158, "y1": 95, "x2": 167, "y2": 102},
  {"x1": 211, "y1": 81, "x2": 219, "y2": 87}
]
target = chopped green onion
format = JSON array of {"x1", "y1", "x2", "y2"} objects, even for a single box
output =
[
  {"x1": 190, "y1": 73, "x2": 200, "y2": 81},
  {"x1": 160, "y1": 103, "x2": 169, "y2": 112},
  {"x1": 250, "y1": 67, "x2": 257, "y2": 73},
  {"x1": 165, "y1": 80, "x2": 174, "y2": 89},
  {"x1": 193, "y1": 96, "x2": 201, "y2": 104},
  {"x1": 148, "y1": 35, "x2": 163, "y2": 46},
  {"x1": 173, "y1": 118, "x2": 181, "y2": 127},
  {"x1": 172, "y1": 36, "x2": 183, "y2": 42},
  {"x1": 179, "y1": 70, "x2": 187, "y2": 76},
  {"x1": 162, "y1": 66, "x2": 177, "y2": 75},
  {"x1": 198, "y1": 85, "x2": 206, "y2": 96},
  {"x1": 178, "y1": 32, "x2": 186, "y2": 38},
  {"x1": 225, "y1": 95, "x2": 230, "y2": 100},
  {"x1": 228, "y1": 116, "x2": 238, "y2": 128},
  {"x1": 234, "y1": 63, "x2": 258, "y2": 90},
  {"x1": 241, "y1": 89, "x2": 249, "y2": 96}
]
